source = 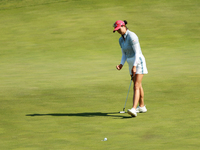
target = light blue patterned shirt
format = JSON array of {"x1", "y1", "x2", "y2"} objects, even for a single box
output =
[{"x1": 119, "y1": 30, "x2": 143, "y2": 66}]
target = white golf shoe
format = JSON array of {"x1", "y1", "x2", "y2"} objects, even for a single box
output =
[
  {"x1": 136, "y1": 105, "x2": 147, "y2": 113},
  {"x1": 127, "y1": 108, "x2": 137, "y2": 117}
]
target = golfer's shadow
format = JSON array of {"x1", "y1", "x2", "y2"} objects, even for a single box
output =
[{"x1": 26, "y1": 112, "x2": 132, "y2": 119}]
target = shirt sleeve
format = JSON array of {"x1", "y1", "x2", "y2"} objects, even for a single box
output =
[
  {"x1": 120, "y1": 48, "x2": 127, "y2": 65},
  {"x1": 119, "y1": 38, "x2": 127, "y2": 65},
  {"x1": 129, "y1": 34, "x2": 141, "y2": 66}
]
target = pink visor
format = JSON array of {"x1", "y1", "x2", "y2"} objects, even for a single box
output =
[{"x1": 113, "y1": 20, "x2": 125, "y2": 32}]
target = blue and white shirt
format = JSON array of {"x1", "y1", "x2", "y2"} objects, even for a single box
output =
[{"x1": 119, "y1": 30, "x2": 143, "y2": 66}]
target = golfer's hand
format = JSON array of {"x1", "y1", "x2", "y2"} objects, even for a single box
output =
[
  {"x1": 116, "y1": 64, "x2": 123, "y2": 70},
  {"x1": 132, "y1": 66, "x2": 136, "y2": 77}
]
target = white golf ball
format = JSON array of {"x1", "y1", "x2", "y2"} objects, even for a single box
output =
[{"x1": 104, "y1": 138, "x2": 107, "y2": 141}]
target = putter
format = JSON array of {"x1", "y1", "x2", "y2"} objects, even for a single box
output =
[{"x1": 119, "y1": 77, "x2": 133, "y2": 113}]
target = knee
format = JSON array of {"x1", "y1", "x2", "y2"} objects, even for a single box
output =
[{"x1": 134, "y1": 82, "x2": 140, "y2": 91}]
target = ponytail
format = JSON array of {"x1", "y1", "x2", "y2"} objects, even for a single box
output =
[
  {"x1": 123, "y1": 20, "x2": 128, "y2": 25},
  {"x1": 123, "y1": 20, "x2": 128, "y2": 29}
]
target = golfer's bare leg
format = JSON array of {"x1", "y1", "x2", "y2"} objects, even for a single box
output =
[
  {"x1": 133, "y1": 74, "x2": 143, "y2": 109},
  {"x1": 139, "y1": 86, "x2": 145, "y2": 107}
]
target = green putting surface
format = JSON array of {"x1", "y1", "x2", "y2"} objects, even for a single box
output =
[{"x1": 0, "y1": 0, "x2": 199, "y2": 149}]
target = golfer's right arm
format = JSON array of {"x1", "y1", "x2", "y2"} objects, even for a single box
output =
[{"x1": 116, "y1": 49, "x2": 126, "y2": 70}]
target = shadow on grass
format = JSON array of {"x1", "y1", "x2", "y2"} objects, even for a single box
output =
[{"x1": 26, "y1": 112, "x2": 133, "y2": 119}]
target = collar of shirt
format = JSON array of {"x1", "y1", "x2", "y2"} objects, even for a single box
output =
[{"x1": 122, "y1": 29, "x2": 129, "y2": 40}]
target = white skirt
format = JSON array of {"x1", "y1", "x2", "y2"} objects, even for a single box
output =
[{"x1": 127, "y1": 55, "x2": 148, "y2": 75}]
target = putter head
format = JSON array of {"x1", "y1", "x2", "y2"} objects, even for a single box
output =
[{"x1": 119, "y1": 111, "x2": 126, "y2": 113}]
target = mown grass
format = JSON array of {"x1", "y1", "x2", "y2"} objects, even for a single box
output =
[{"x1": 0, "y1": 0, "x2": 199, "y2": 149}]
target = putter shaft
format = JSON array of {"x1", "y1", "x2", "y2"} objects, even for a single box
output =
[{"x1": 123, "y1": 79, "x2": 132, "y2": 111}]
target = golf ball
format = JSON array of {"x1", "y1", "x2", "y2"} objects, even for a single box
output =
[{"x1": 104, "y1": 138, "x2": 107, "y2": 141}]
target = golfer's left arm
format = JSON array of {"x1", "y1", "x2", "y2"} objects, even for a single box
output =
[{"x1": 130, "y1": 39, "x2": 140, "y2": 76}]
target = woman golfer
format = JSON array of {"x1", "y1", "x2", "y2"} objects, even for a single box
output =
[{"x1": 113, "y1": 20, "x2": 148, "y2": 117}]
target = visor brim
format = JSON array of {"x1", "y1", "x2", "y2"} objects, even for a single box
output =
[{"x1": 113, "y1": 26, "x2": 121, "y2": 33}]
